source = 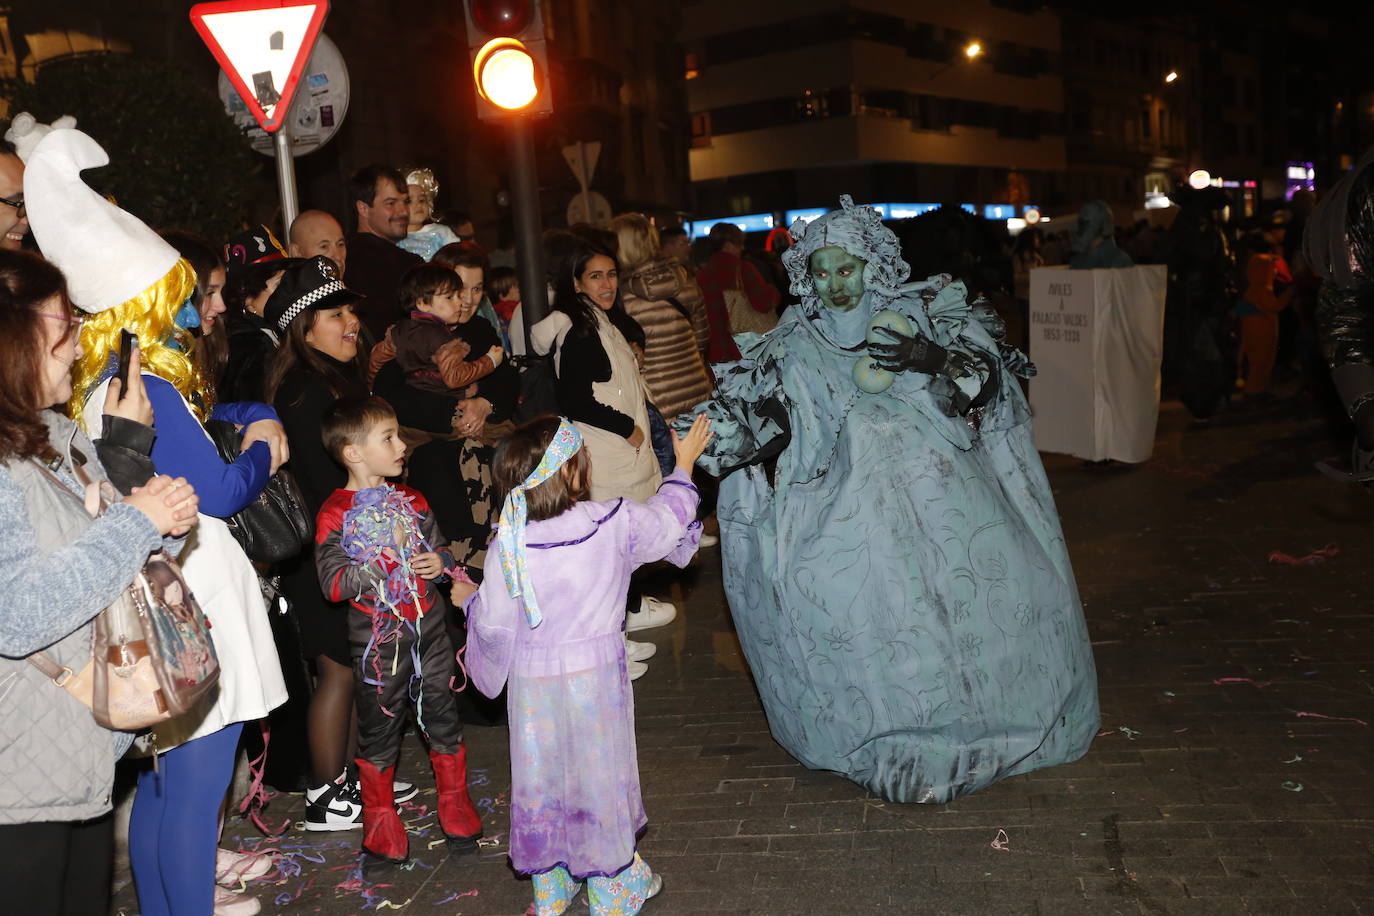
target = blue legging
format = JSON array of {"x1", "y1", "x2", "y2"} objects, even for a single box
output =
[{"x1": 129, "y1": 723, "x2": 243, "y2": 916}]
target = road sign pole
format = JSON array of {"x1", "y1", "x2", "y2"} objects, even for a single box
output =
[
  {"x1": 273, "y1": 128, "x2": 299, "y2": 240},
  {"x1": 510, "y1": 117, "x2": 548, "y2": 334}
]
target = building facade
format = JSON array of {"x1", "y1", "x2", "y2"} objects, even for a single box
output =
[{"x1": 683, "y1": 0, "x2": 1066, "y2": 224}]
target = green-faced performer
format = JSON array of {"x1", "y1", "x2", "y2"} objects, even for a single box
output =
[{"x1": 675, "y1": 195, "x2": 1099, "y2": 803}]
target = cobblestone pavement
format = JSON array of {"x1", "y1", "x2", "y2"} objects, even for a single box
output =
[{"x1": 113, "y1": 399, "x2": 1374, "y2": 915}]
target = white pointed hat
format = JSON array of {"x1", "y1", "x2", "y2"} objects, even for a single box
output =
[
  {"x1": 23, "y1": 125, "x2": 180, "y2": 313},
  {"x1": 3, "y1": 111, "x2": 79, "y2": 163}
]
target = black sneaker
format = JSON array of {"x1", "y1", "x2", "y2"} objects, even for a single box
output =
[{"x1": 304, "y1": 779, "x2": 363, "y2": 832}]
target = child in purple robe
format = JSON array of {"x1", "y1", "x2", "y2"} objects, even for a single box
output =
[{"x1": 454, "y1": 413, "x2": 712, "y2": 916}]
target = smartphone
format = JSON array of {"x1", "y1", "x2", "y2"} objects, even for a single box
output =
[{"x1": 115, "y1": 329, "x2": 136, "y2": 401}]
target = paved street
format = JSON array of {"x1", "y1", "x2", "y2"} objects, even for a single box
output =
[{"x1": 114, "y1": 398, "x2": 1374, "y2": 915}]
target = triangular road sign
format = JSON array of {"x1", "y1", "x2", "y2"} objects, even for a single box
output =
[{"x1": 190, "y1": 0, "x2": 329, "y2": 133}]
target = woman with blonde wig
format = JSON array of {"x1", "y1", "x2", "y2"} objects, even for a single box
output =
[{"x1": 24, "y1": 123, "x2": 288, "y2": 916}]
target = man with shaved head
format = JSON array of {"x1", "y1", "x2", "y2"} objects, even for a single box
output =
[{"x1": 289, "y1": 209, "x2": 348, "y2": 275}]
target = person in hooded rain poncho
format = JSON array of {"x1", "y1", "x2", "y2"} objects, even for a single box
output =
[{"x1": 676, "y1": 196, "x2": 1099, "y2": 803}]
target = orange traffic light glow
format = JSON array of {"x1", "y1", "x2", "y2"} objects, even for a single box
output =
[{"x1": 474, "y1": 37, "x2": 539, "y2": 110}]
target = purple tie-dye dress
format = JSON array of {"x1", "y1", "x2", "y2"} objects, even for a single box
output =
[{"x1": 464, "y1": 470, "x2": 700, "y2": 882}]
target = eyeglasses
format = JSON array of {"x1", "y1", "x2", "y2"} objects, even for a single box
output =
[
  {"x1": 0, "y1": 194, "x2": 24, "y2": 219},
  {"x1": 40, "y1": 312, "x2": 84, "y2": 333}
]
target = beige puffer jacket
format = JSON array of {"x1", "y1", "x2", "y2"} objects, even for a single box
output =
[{"x1": 621, "y1": 257, "x2": 713, "y2": 419}]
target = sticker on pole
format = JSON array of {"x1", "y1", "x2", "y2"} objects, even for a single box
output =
[{"x1": 190, "y1": 0, "x2": 330, "y2": 133}]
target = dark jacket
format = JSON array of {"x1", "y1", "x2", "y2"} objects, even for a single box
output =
[
  {"x1": 220, "y1": 311, "x2": 279, "y2": 404},
  {"x1": 344, "y1": 233, "x2": 423, "y2": 342}
]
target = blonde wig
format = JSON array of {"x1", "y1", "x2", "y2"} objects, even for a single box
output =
[
  {"x1": 610, "y1": 213, "x2": 660, "y2": 274},
  {"x1": 69, "y1": 258, "x2": 213, "y2": 424}
]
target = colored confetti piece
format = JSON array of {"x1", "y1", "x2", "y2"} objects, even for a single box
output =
[
  {"x1": 1213, "y1": 677, "x2": 1274, "y2": 688},
  {"x1": 433, "y1": 889, "x2": 480, "y2": 905},
  {"x1": 1267, "y1": 544, "x2": 1339, "y2": 566},
  {"x1": 1281, "y1": 781, "x2": 1304, "y2": 792},
  {"x1": 990, "y1": 828, "x2": 1010, "y2": 851},
  {"x1": 1287, "y1": 709, "x2": 1369, "y2": 726}
]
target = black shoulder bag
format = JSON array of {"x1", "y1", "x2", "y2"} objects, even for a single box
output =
[{"x1": 205, "y1": 419, "x2": 313, "y2": 563}]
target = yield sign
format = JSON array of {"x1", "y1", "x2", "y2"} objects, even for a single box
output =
[{"x1": 190, "y1": 0, "x2": 329, "y2": 133}]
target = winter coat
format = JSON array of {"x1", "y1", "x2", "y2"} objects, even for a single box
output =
[
  {"x1": 0, "y1": 412, "x2": 164, "y2": 825},
  {"x1": 621, "y1": 257, "x2": 714, "y2": 418}
]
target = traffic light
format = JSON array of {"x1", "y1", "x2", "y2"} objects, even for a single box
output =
[{"x1": 464, "y1": 0, "x2": 553, "y2": 120}]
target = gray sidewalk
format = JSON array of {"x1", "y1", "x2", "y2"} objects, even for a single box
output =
[{"x1": 113, "y1": 399, "x2": 1374, "y2": 914}]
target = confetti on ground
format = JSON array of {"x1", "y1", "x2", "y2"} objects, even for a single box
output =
[
  {"x1": 1267, "y1": 544, "x2": 1340, "y2": 566},
  {"x1": 1283, "y1": 754, "x2": 1303, "y2": 764},
  {"x1": 1118, "y1": 726, "x2": 1141, "y2": 740},
  {"x1": 1213, "y1": 677, "x2": 1275, "y2": 688},
  {"x1": 990, "y1": 829, "x2": 1010, "y2": 852},
  {"x1": 433, "y1": 890, "x2": 479, "y2": 905},
  {"x1": 1281, "y1": 781, "x2": 1304, "y2": 792},
  {"x1": 1287, "y1": 709, "x2": 1369, "y2": 726}
]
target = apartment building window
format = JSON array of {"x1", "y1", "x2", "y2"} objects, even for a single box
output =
[
  {"x1": 915, "y1": 94, "x2": 949, "y2": 132},
  {"x1": 684, "y1": 52, "x2": 700, "y2": 80},
  {"x1": 690, "y1": 112, "x2": 712, "y2": 149},
  {"x1": 1141, "y1": 109, "x2": 1151, "y2": 139},
  {"x1": 1221, "y1": 121, "x2": 1238, "y2": 156},
  {"x1": 796, "y1": 89, "x2": 828, "y2": 119}
]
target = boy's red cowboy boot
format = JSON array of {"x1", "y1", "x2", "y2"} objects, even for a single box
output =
[
  {"x1": 356, "y1": 758, "x2": 409, "y2": 873},
  {"x1": 429, "y1": 745, "x2": 483, "y2": 851}
]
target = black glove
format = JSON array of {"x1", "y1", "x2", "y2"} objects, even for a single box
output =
[{"x1": 868, "y1": 325, "x2": 948, "y2": 374}]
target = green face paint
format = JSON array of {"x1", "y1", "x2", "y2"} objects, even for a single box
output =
[{"x1": 808, "y1": 246, "x2": 867, "y2": 312}]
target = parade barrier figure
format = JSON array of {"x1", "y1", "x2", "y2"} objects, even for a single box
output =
[
  {"x1": 1029, "y1": 200, "x2": 1167, "y2": 464},
  {"x1": 676, "y1": 195, "x2": 1099, "y2": 804},
  {"x1": 459, "y1": 414, "x2": 712, "y2": 916}
]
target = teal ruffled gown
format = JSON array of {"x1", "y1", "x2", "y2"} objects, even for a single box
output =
[{"x1": 684, "y1": 272, "x2": 1099, "y2": 803}]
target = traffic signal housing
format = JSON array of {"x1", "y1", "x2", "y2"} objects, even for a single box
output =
[{"x1": 464, "y1": 0, "x2": 553, "y2": 120}]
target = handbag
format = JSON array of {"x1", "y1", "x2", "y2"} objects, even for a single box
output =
[
  {"x1": 723, "y1": 261, "x2": 778, "y2": 336},
  {"x1": 27, "y1": 460, "x2": 219, "y2": 731},
  {"x1": 205, "y1": 420, "x2": 313, "y2": 564}
]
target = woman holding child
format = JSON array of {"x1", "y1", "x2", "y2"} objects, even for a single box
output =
[{"x1": 371, "y1": 252, "x2": 517, "y2": 571}]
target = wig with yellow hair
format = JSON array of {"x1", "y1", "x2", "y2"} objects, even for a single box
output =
[{"x1": 69, "y1": 258, "x2": 214, "y2": 423}]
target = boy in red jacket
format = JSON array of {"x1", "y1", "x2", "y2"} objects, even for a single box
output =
[{"x1": 314, "y1": 396, "x2": 482, "y2": 873}]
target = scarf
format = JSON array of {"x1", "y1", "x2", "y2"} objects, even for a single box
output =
[{"x1": 494, "y1": 417, "x2": 583, "y2": 627}]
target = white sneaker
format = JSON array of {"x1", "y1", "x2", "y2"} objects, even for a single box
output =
[
  {"x1": 213, "y1": 885, "x2": 262, "y2": 916},
  {"x1": 628, "y1": 660, "x2": 648, "y2": 681},
  {"x1": 627, "y1": 596, "x2": 676, "y2": 632},
  {"x1": 304, "y1": 776, "x2": 363, "y2": 832},
  {"x1": 215, "y1": 847, "x2": 274, "y2": 887},
  {"x1": 625, "y1": 637, "x2": 657, "y2": 662},
  {"x1": 392, "y1": 775, "x2": 418, "y2": 803},
  {"x1": 698, "y1": 533, "x2": 719, "y2": 548}
]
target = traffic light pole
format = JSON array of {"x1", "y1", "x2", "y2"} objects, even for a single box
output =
[{"x1": 510, "y1": 118, "x2": 549, "y2": 339}]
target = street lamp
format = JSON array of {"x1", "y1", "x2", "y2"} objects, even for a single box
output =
[
  {"x1": 1164, "y1": 70, "x2": 1179, "y2": 84},
  {"x1": 931, "y1": 40, "x2": 983, "y2": 79}
]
